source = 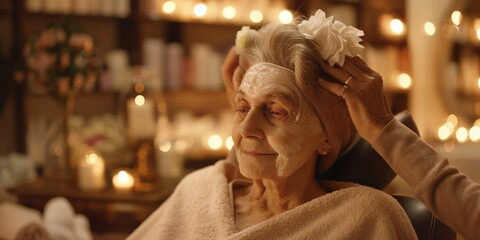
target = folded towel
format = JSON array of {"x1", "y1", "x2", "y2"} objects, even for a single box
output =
[
  {"x1": 43, "y1": 197, "x2": 92, "y2": 240},
  {"x1": 0, "y1": 202, "x2": 49, "y2": 240}
]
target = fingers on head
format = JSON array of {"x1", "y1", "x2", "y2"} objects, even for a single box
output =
[
  {"x1": 320, "y1": 62, "x2": 351, "y2": 84},
  {"x1": 222, "y1": 47, "x2": 239, "y2": 76},
  {"x1": 346, "y1": 56, "x2": 380, "y2": 77},
  {"x1": 318, "y1": 78, "x2": 345, "y2": 98},
  {"x1": 342, "y1": 60, "x2": 365, "y2": 81},
  {"x1": 233, "y1": 67, "x2": 243, "y2": 89}
]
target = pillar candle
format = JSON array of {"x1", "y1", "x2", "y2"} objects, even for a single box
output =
[
  {"x1": 127, "y1": 95, "x2": 156, "y2": 139},
  {"x1": 78, "y1": 152, "x2": 106, "y2": 191}
]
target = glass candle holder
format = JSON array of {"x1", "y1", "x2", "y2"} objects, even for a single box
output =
[{"x1": 112, "y1": 168, "x2": 135, "y2": 191}]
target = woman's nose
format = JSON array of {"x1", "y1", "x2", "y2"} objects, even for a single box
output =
[{"x1": 238, "y1": 108, "x2": 264, "y2": 139}]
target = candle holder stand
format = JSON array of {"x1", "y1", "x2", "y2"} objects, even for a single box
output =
[{"x1": 131, "y1": 138, "x2": 160, "y2": 192}]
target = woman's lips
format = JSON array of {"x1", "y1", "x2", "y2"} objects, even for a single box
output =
[{"x1": 241, "y1": 150, "x2": 276, "y2": 158}]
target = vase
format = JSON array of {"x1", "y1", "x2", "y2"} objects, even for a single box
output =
[
  {"x1": 46, "y1": 95, "x2": 75, "y2": 181},
  {"x1": 62, "y1": 95, "x2": 75, "y2": 171}
]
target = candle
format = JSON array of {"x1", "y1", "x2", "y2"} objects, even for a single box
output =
[
  {"x1": 156, "y1": 141, "x2": 185, "y2": 179},
  {"x1": 127, "y1": 95, "x2": 156, "y2": 139},
  {"x1": 78, "y1": 152, "x2": 106, "y2": 191},
  {"x1": 112, "y1": 169, "x2": 135, "y2": 191}
]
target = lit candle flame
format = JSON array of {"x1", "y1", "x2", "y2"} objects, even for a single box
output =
[{"x1": 134, "y1": 95, "x2": 145, "y2": 106}]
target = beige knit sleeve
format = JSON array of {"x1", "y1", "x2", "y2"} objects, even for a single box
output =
[{"x1": 372, "y1": 119, "x2": 480, "y2": 240}]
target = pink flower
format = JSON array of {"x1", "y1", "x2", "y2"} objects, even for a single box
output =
[
  {"x1": 27, "y1": 51, "x2": 55, "y2": 72},
  {"x1": 60, "y1": 51, "x2": 71, "y2": 69},
  {"x1": 51, "y1": 28, "x2": 66, "y2": 44},
  {"x1": 69, "y1": 33, "x2": 93, "y2": 51},
  {"x1": 36, "y1": 31, "x2": 56, "y2": 49}
]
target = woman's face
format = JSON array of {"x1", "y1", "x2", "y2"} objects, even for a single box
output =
[{"x1": 232, "y1": 63, "x2": 326, "y2": 179}]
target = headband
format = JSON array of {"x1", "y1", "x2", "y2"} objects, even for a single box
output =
[{"x1": 245, "y1": 62, "x2": 295, "y2": 75}]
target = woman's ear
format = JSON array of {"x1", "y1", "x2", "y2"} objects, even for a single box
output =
[{"x1": 317, "y1": 139, "x2": 331, "y2": 156}]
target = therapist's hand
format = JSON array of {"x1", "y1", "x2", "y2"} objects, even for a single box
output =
[
  {"x1": 222, "y1": 47, "x2": 241, "y2": 109},
  {"x1": 317, "y1": 56, "x2": 394, "y2": 143}
]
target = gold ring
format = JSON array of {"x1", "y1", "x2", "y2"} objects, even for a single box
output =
[
  {"x1": 345, "y1": 76, "x2": 353, "y2": 86},
  {"x1": 341, "y1": 84, "x2": 348, "y2": 98}
]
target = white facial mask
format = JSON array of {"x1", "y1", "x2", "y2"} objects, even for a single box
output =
[{"x1": 234, "y1": 62, "x2": 324, "y2": 178}]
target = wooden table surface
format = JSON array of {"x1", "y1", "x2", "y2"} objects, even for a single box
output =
[{"x1": 8, "y1": 176, "x2": 179, "y2": 234}]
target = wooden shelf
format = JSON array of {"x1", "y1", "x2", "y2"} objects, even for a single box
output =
[
  {"x1": 23, "y1": 89, "x2": 231, "y2": 127},
  {"x1": 24, "y1": 11, "x2": 130, "y2": 19},
  {"x1": 25, "y1": 92, "x2": 119, "y2": 119},
  {"x1": 164, "y1": 89, "x2": 230, "y2": 116}
]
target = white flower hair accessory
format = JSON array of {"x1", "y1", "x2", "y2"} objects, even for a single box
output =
[
  {"x1": 235, "y1": 26, "x2": 254, "y2": 53},
  {"x1": 298, "y1": 9, "x2": 364, "y2": 66}
]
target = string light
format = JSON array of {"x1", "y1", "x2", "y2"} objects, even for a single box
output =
[
  {"x1": 438, "y1": 125, "x2": 451, "y2": 141},
  {"x1": 438, "y1": 114, "x2": 480, "y2": 144},
  {"x1": 424, "y1": 21, "x2": 436, "y2": 36},
  {"x1": 396, "y1": 73, "x2": 412, "y2": 89},
  {"x1": 225, "y1": 136, "x2": 234, "y2": 150},
  {"x1": 159, "y1": 141, "x2": 172, "y2": 152},
  {"x1": 278, "y1": 9, "x2": 293, "y2": 24},
  {"x1": 222, "y1": 6, "x2": 236, "y2": 19},
  {"x1": 148, "y1": 0, "x2": 299, "y2": 25},
  {"x1": 193, "y1": 3, "x2": 207, "y2": 17},
  {"x1": 249, "y1": 10, "x2": 263, "y2": 23},
  {"x1": 447, "y1": 114, "x2": 458, "y2": 127},
  {"x1": 163, "y1": 1, "x2": 176, "y2": 14},
  {"x1": 469, "y1": 126, "x2": 480, "y2": 142},
  {"x1": 456, "y1": 127, "x2": 469, "y2": 143},
  {"x1": 207, "y1": 134, "x2": 223, "y2": 150},
  {"x1": 475, "y1": 119, "x2": 480, "y2": 127},
  {"x1": 390, "y1": 18, "x2": 405, "y2": 35},
  {"x1": 451, "y1": 10, "x2": 463, "y2": 26}
]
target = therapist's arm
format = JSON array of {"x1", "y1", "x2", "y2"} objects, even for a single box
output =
[{"x1": 372, "y1": 119, "x2": 480, "y2": 240}]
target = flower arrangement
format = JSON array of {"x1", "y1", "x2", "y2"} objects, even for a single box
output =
[
  {"x1": 23, "y1": 18, "x2": 99, "y2": 101},
  {"x1": 298, "y1": 9, "x2": 364, "y2": 66},
  {"x1": 22, "y1": 19, "x2": 100, "y2": 173}
]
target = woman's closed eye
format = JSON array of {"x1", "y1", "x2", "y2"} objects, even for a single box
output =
[
  {"x1": 235, "y1": 100, "x2": 250, "y2": 118},
  {"x1": 267, "y1": 105, "x2": 289, "y2": 121}
]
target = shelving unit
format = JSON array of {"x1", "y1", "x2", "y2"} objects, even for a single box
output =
[
  {"x1": 10, "y1": 0, "x2": 238, "y2": 153},
  {"x1": 9, "y1": 0, "x2": 411, "y2": 153}
]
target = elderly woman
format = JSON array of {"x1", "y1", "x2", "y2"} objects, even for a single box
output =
[{"x1": 128, "y1": 10, "x2": 416, "y2": 239}]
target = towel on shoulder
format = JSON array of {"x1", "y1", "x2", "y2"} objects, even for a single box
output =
[{"x1": 128, "y1": 159, "x2": 417, "y2": 240}]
